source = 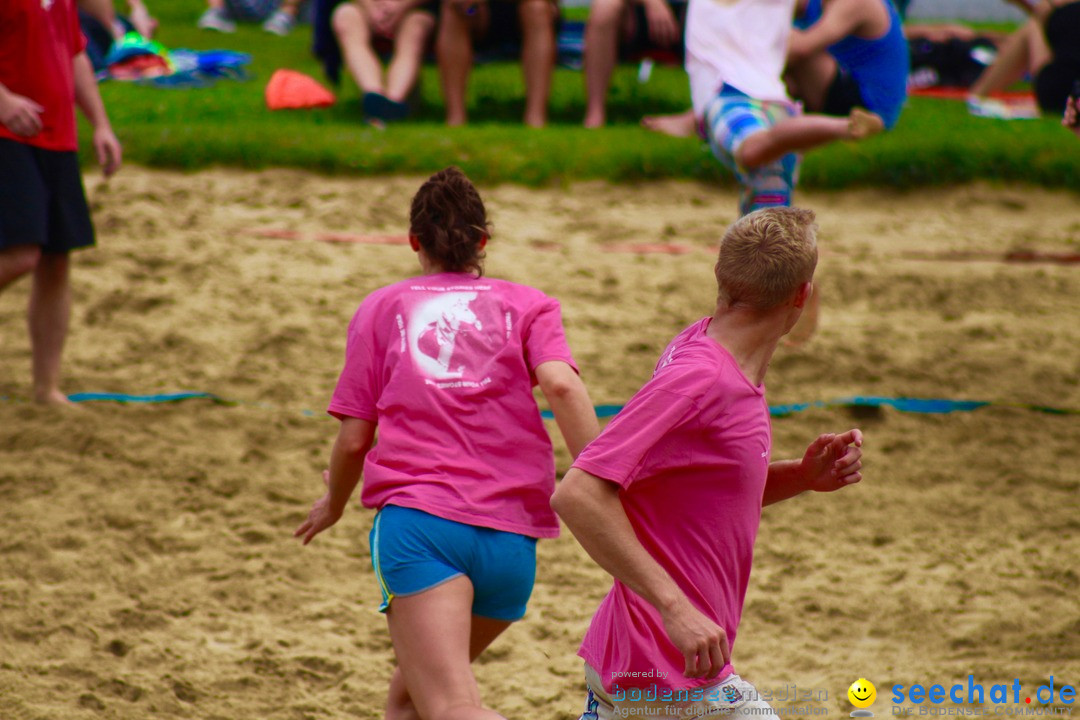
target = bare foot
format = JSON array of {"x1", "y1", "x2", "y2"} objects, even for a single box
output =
[
  {"x1": 584, "y1": 109, "x2": 605, "y2": 128},
  {"x1": 848, "y1": 108, "x2": 884, "y2": 140},
  {"x1": 641, "y1": 110, "x2": 697, "y2": 138},
  {"x1": 34, "y1": 389, "x2": 75, "y2": 406}
]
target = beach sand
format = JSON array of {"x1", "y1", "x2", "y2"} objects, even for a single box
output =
[{"x1": 1, "y1": 169, "x2": 1077, "y2": 720}]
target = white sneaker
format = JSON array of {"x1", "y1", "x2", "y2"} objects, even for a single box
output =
[
  {"x1": 197, "y1": 8, "x2": 236, "y2": 32},
  {"x1": 262, "y1": 9, "x2": 295, "y2": 35}
]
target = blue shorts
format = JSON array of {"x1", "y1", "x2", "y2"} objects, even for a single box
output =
[
  {"x1": 369, "y1": 505, "x2": 538, "y2": 621},
  {"x1": 702, "y1": 85, "x2": 801, "y2": 217}
]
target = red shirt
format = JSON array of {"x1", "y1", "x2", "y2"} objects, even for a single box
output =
[{"x1": 0, "y1": 0, "x2": 87, "y2": 151}]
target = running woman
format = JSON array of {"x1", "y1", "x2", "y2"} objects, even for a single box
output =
[{"x1": 295, "y1": 166, "x2": 600, "y2": 720}]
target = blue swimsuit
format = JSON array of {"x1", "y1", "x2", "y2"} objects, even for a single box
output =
[{"x1": 797, "y1": 0, "x2": 909, "y2": 129}]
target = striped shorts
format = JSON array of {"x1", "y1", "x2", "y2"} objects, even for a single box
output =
[{"x1": 702, "y1": 85, "x2": 801, "y2": 217}]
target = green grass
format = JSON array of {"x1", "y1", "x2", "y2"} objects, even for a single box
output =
[{"x1": 79, "y1": 0, "x2": 1080, "y2": 189}]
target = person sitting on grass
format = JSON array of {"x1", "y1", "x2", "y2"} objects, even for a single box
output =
[
  {"x1": 643, "y1": 0, "x2": 906, "y2": 140},
  {"x1": 583, "y1": 0, "x2": 686, "y2": 128},
  {"x1": 78, "y1": 0, "x2": 159, "y2": 72},
  {"x1": 198, "y1": 0, "x2": 306, "y2": 36},
  {"x1": 438, "y1": 0, "x2": 559, "y2": 127},
  {"x1": 968, "y1": 0, "x2": 1080, "y2": 117},
  {"x1": 331, "y1": 0, "x2": 436, "y2": 124}
]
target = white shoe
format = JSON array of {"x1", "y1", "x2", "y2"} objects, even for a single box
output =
[
  {"x1": 262, "y1": 9, "x2": 295, "y2": 35},
  {"x1": 197, "y1": 8, "x2": 236, "y2": 32}
]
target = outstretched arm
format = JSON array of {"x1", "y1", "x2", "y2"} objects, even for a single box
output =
[
  {"x1": 73, "y1": 51, "x2": 122, "y2": 177},
  {"x1": 763, "y1": 428, "x2": 863, "y2": 506},
  {"x1": 788, "y1": 0, "x2": 871, "y2": 62},
  {"x1": 295, "y1": 416, "x2": 376, "y2": 544},
  {"x1": 536, "y1": 360, "x2": 599, "y2": 459},
  {"x1": 551, "y1": 469, "x2": 731, "y2": 679}
]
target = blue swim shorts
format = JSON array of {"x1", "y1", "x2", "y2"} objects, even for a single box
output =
[
  {"x1": 702, "y1": 84, "x2": 801, "y2": 217},
  {"x1": 369, "y1": 504, "x2": 538, "y2": 621}
]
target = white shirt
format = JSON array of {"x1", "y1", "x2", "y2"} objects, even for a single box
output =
[{"x1": 685, "y1": 0, "x2": 796, "y2": 117}]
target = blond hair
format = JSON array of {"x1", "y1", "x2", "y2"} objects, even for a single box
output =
[{"x1": 714, "y1": 207, "x2": 818, "y2": 311}]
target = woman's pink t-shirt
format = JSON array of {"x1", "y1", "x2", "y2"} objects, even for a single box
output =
[
  {"x1": 328, "y1": 273, "x2": 577, "y2": 539},
  {"x1": 573, "y1": 318, "x2": 772, "y2": 691}
]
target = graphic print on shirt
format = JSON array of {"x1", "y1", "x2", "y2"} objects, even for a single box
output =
[{"x1": 407, "y1": 290, "x2": 503, "y2": 386}]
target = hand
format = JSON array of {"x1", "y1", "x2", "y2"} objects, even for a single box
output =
[
  {"x1": 800, "y1": 428, "x2": 863, "y2": 492},
  {"x1": 1064, "y1": 96, "x2": 1080, "y2": 138},
  {"x1": 659, "y1": 595, "x2": 731, "y2": 679},
  {"x1": 0, "y1": 91, "x2": 44, "y2": 138},
  {"x1": 129, "y1": 2, "x2": 159, "y2": 38},
  {"x1": 644, "y1": 0, "x2": 680, "y2": 48},
  {"x1": 93, "y1": 125, "x2": 123, "y2": 178},
  {"x1": 447, "y1": 0, "x2": 485, "y2": 18},
  {"x1": 294, "y1": 470, "x2": 344, "y2": 545},
  {"x1": 370, "y1": 0, "x2": 404, "y2": 37}
]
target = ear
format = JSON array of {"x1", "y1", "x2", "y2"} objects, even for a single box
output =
[
  {"x1": 478, "y1": 235, "x2": 488, "y2": 251},
  {"x1": 408, "y1": 235, "x2": 420, "y2": 252},
  {"x1": 793, "y1": 281, "x2": 813, "y2": 309}
]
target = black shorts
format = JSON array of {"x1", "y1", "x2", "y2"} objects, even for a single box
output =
[
  {"x1": 621, "y1": 0, "x2": 687, "y2": 64},
  {"x1": 473, "y1": 0, "x2": 560, "y2": 59},
  {"x1": 0, "y1": 138, "x2": 95, "y2": 255},
  {"x1": 1034, "y1": 60, "x2": 1080, "y2": 114},
  {"x1": 822, "y1": 66, "x2": 866, "y2": 118}
]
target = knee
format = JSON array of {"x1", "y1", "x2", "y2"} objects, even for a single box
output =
[
  {"x1": 6, "y1": 245, "x2": 43, "y2": 279},
  {"x1": 518, "y1": 0, "x2": 555, "y2": 29},
  {"x1": 586, "y1": 0, "x2": 624, "y2": 27},
  {"x1": 331, "y1": 2, "x2": 362, "y2": 37},
  {"x1": 735, "y1": 144, "x2": 760, "y2": 169},
  {"x1": 34, "y1": 252, "x2": 69, "y2": 281}
]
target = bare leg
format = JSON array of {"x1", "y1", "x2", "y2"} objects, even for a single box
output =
[
  {"x1": 784, "y1": 50, "x2": 838, "y2": 113},
  {"x1": 206, "y1": 0, "x2": 225, "y2": 9},
  {"x1": 520, "y1": 0, "x2": 556, "y2": 127},
  {"x1": 0, "y1": 245, "x2": 41, "y2": 291},
  {"x1": 738, "y1": 108, "x2": 883, "y2": 169},
  {"x1": 386, "y1": 576, "x2": 510, "y2": 720},
  {"x1": 970, "y1": 19, "x2": 1050, "y2": 97},
  {"x1": 387, "y1": 11, "x2": 437, "y2": 101},
  {"x1": 583, "y1": 0, "x2": 627, "y2": 128},
  {"x1": 640, "y1": 109, "x2": 697, "y2": 137},
  {"x1": 385, "y1": 612, "x2": 512, "y2": 720},
  {"x1": 438, "y1": 1, "x2": 483, "y2": 125},
  {"x1": 335, "y1": 3, "x2": 387, "y2": 95},
  {"x1": 28, "y1": 253, "x2": 72, "y2": 405}
]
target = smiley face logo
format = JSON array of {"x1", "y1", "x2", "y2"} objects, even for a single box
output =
[{"x1": 848, "y1": 679, "x2": 877, "y2": 713}]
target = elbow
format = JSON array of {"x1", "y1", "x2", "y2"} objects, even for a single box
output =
[
  {"x1": 550, "y1": 474, "x2": 581, "y2": 518},
  {"x1": 340, "y1": 437, "x2": 370, "y2": 458},
  {"x1": 540, "y1": 376, "x2": 577, "y2": 402}
]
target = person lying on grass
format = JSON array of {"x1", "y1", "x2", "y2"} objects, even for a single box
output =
[
  {"x1": 331, "y1": 0, "x2": 436, "y2": 124},
  {"x1": 295, "y1": 167, "x2": 599, "y2": 720}
]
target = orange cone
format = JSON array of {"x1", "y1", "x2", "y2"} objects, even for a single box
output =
[{"x1": 265, "y1": 69, "x2": 336, "y2": 110}]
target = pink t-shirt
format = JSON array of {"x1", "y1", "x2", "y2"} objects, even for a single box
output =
[
  {"x1": 574, "y1": 318, "x2": 772, "y2": 692},
  {"x1": 328, "y1": 272, "x2": 577, "y2": 539}
]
